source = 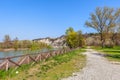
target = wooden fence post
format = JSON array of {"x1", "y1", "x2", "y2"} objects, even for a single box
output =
[{"x1": 5, "y1": 59, "x2": 9, "y2": 71}]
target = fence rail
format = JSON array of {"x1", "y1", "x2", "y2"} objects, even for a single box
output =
[{"x1": 0, "y1": 48, "x2": 71, "y2": 71}]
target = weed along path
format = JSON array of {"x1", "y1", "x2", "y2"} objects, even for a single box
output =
[{"x1": 62, "y1": 49, "x2": 120, "y2": 80}]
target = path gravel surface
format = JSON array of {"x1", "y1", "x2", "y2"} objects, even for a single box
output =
[{"x1": 62, "y1": 49, "x2": 120, "y2": 80}]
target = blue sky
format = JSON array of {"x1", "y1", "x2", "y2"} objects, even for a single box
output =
[{"x1": 0, "y1": 0, "x2": 120, "y2": 41}]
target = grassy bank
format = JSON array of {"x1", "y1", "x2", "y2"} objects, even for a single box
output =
[
  {"x1": 0, "y1": 48, "x2": 86, "y2": 80},
  {"x1": 92, "y1": 46, "x2": 120, "y2": 62}
]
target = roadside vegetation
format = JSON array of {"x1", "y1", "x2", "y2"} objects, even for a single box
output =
[
  {"x1": 92, "y1": 46, "x2": 120, "y2": 62},
  {"x1": 0, "y1": 48, "x2": 86, "y2": 80}
]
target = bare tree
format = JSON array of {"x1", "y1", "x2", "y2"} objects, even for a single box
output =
[
  {"x1": 3, "y1": 35, "x2": 12, "y2": 48},
  {"x1": 85, "y1": 7, "x2": 120, "y2": 48}
]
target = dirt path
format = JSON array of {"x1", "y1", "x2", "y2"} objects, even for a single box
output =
[{"x1": 62, "y1": 49, "x2": 120, "y2": 80}]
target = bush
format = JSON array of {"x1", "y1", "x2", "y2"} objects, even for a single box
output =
[{"x1": 104, "y1": 40, "x2": 114, "y2": 48}]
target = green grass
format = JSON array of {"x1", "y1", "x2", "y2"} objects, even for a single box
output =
[
  {"x1": 0, "y1": 48, "x2": 86, "y2": 80},
  {"x1": 92, "y1": 46, "x2": 120, "y2": 62}
]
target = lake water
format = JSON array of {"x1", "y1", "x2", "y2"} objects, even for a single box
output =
[
  {"x1": 0, "y1": 51, "x2": 25, "y2": 58},
  {"x1": 0, "y1": 49, "x2": 52, "y2": 62},
  {"x1": 0, "y1": 50, "x2": 26, "y2": 62}
]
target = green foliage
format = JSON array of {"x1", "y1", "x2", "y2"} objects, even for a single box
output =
[
  {"x1": 93, "y1": 46, "x2": 120, "y2": 61},
  {"x1": 65, "y1": 27, "x2": 85, "y2": 48},
  {"x1": 30, "y1": 41, "x2": 52, "y2": 51},
  {"x1": 65, "y1": 27, "x2": 74, "y2": 35},
  {"x1": 20, "y1": 40, "x2": 32, "y2": 48},
  {"x1": 66, "y1": 31, "x2": 78, "y2": 48},
  {"x1": 0, "y1": 64, "x2": 32, "y2": 80},
  {"x1": 30, "y1": 42, "x2": 40, "y2": 51},
  {"x1": 47, "y1": 45, "x2": 53, "y2": 50},
  {"x1": 77, "y1": 30, "x2": 85, "y2": 47},
  {"x1": 13, "y1": 37, "x2": 19, "y2": 50}
]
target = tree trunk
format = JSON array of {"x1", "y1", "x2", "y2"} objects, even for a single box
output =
[{"x1": 100, "y1": 33, "x2": 104, "y2": 48}]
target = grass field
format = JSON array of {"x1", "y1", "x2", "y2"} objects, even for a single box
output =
[
  {"x1": 0, "y1": 48, "x2": 86, "y2": 80},
  {"x1": 92, "y1": 46, "x2": 120, "y2": 62}
]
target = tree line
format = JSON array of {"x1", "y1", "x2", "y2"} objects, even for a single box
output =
[{"x1": 0, "y1": 35, "x2": 51, "y2": 51}]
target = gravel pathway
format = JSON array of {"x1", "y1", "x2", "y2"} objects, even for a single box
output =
[{"x1": 62, "y1": 49, "x2": 120, "y2": 80}]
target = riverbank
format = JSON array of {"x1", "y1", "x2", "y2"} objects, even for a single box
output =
[
  {"x1": 0, "y1": 48, "x2": 86, "y2": 80},
  {"x1": 0, "y1": 48, "x2": 28, "y2": 52}
]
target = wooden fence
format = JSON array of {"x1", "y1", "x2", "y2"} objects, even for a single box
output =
[{"x1": 0, "y1": 48, "x2": 71, "y2": 71}]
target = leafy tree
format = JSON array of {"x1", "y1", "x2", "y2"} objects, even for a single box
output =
[
  {"x1": 30, "y1": 41, "x2": 51, "y2": 51},
  {"x1": 65, "y1": 27, "x2": 74, "y2": 35},
  {"x1": 66, "y1": 31, "x2": 78, "y2": 48},
  {"x1": 21, "y1": 40, "x2": 31, "y2": 48},
  {"x1": 85, "y1": 7, "x2": 120, "y2": 48},
  {"x1": 77, "y1": 30, "x2": 85, "y2": 47},
  {"x1": 30, "y1": 42, "x2": 39, "y2": 51},
  {"x1": 65, "y1": 27, "x2": 84, "y2": 48}
]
